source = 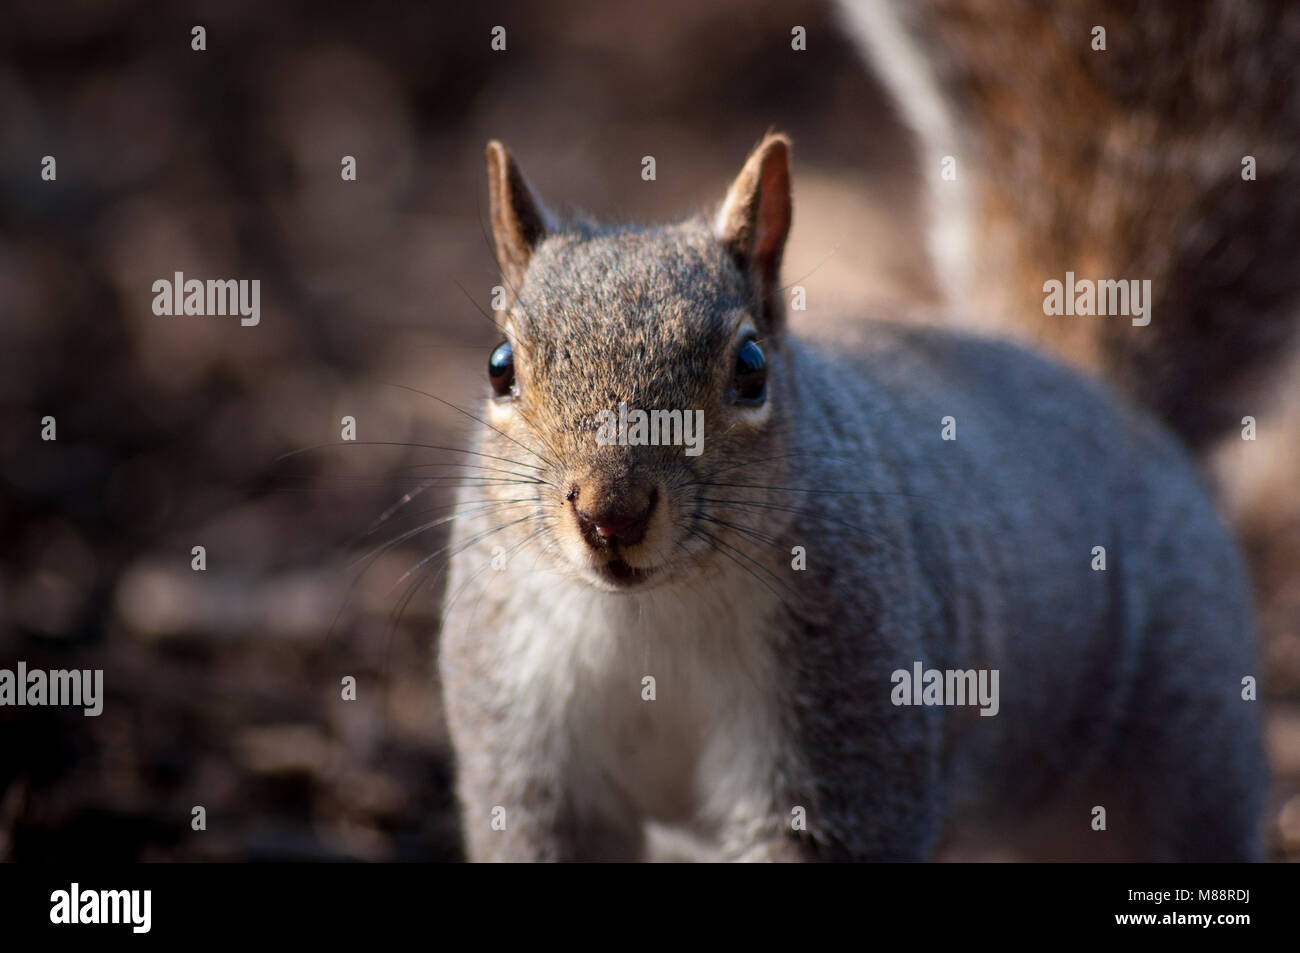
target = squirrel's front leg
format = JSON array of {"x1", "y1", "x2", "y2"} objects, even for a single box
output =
[
  {"x1": 454, "y1": 748, "x2": 646, "y2": 861},
  {"x1": 443, "y1": 651, "x2": 645, "y2": 861},
  {"x1": 714, "y1": 789, "x2": 937, "y2": 862},
  {"x1": 718, "y1": 791, "x2": 939, "y2": 862},
  {"x1": 454, "y1": 763, "x2": 572, "y2": 862}
]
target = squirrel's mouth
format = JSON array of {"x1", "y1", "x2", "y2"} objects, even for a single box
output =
[{"x1": 592, "y1": 558, "x2": 658, "y2": 590}]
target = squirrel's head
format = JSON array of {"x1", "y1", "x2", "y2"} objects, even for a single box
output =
[{"x1": 475, "y1": 134, "x2": 796, "y2": 593}]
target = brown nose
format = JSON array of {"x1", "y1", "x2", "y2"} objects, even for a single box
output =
[{"x1": 573, "y1": 488, "x2": 658, "y2": 548}]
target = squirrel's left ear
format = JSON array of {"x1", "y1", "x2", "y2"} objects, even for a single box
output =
[
  {"x1": 715, "y1": 133, "x2": 792, "y2": 331},
  {"x1": 486, "y1": 141, "x2": 553, "y2": 296}
]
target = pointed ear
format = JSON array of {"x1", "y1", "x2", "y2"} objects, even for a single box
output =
[
  {"x1": 714, "y1": 133, "x2": 792, "y2": 330},
  {"x1": 486, "y1": 141, "x2": 552, "y2": 294}
]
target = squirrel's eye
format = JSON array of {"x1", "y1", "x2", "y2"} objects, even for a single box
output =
[
  {"x1": 489, "y1": 341, "x2": 515, "y2": 397},
  {"x1": 733, "y1": 339, "x2": 767, "y2": 403}
]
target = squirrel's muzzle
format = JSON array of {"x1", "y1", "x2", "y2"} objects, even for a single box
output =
[{"x1": 569, "y1": 480, "x2": 658, "y2": 551}]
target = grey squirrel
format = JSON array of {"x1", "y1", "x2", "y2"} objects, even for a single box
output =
[{"x1": 436, "y1": 132, "x2": 1264, "y2": 861}]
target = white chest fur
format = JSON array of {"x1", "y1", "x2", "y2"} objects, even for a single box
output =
[{"x1": 460, "y1": 558, "x2": 791, "y2": 849}]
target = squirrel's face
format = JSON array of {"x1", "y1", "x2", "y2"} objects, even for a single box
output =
[{"x1": 473, "y1": 135, "x2": 795, "y2": 593}]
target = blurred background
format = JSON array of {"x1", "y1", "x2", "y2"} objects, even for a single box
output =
[{"x1": 0, "y1": 0, "x2": 1296, "y2": 861}]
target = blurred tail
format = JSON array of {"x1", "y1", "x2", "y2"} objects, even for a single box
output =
[{"x1": 838, "y1": 0, "x2": 1300, "y2": 451}]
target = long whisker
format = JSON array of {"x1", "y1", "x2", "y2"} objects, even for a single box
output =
[
  {"x1": 317, "y1": 501, "x2": 528, "y2": 688},
  {"x1": 379, "y1": 477, "x2": 548, "y2": 489},
  {"x1": 683, "y1": 524, "x2": 794, "y2": 609},
  {"x1": 380, "y1": 381, "x2": 555, "y2": 469},
  {"x1": 704, "y1": 449, "x2": 861, "y2": 480},
  {"x1": 395, "y1": 460, "x2": 552, "y2": 483},
  {"x1": 267, "y1": 475, "x2": 548, "y2": 498},
  {"x1": 368, "y1": 480, "x2": 439, "y2": 533},
  {"x1": 440, "y1": 523, "x2": 550, "y2": 623},
  {"x1": 377, "y1": 546, "x2": 454, "y2": 741},
  {"x1": 694, "y1": 496, "x2": 908, "y2": 555},
  {"x1": 691, "y1": 524, "x2": 791, "y2": 595},
  {"x1": 694, "y1": 512, "x2": 784, "y2": 548},
  {"x1": 275, "y1": 439, "x2": 546, "y2": 473},
  {"x1": 353, "y1": 498, "x2": 541, "y2": 575},
  {"x1": 393, "y1": 510, "x2": 546, "y2": 590},
  {"x1": 362, "y1": 494, "x2": 540, "y2": 540},
  {"x1": 453, "y1": 278, "x2": 508, "y2": 336},
  {"x1": 779, "y1": 242, "x2": 840, "y2": 292},
  {"x1": 689, "y1": 479, "x2": 941, "y2": 504},
  {"x1": 380, "y1": 513, "x2": 550, "y2": 721}
]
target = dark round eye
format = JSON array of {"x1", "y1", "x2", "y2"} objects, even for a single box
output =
[
  {"x1": 489, "y1": 341, "x2": 515, "y2": 397},
  {"x1": 733, "y1": 339, "x2": 767, "y2": 403}
]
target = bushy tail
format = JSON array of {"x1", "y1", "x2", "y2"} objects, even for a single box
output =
[{"x1": 838, "y1": 0, "x2": 1300, "y2": 451}]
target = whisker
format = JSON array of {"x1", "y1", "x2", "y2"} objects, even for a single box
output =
[
  {"x1": 779, "y1": 242, "x2": 840, "y2": 292},
  {"x1": 369, "y1": 480, "x2": 438, "y2": 533},
  {"x1": 694, "y1": 512, "x2": 784, "y2": 548},
  {"x1": 275, "y1": 439, "x2": 546, "y2": 473},
  {"x1": 441, "y1": 523, "x2": 550, "y2": 622},
  {"x1": 362, "y1": 494, "x2": 543, "y2": 541},
  {"x1": 267, "y1": 475, "x2": 548, "y2": 498},
  {"x1": 683, "y1": 525, "x2": 794, "y2": 610},
  {"x1": 691, "y1": 524, "x2": 791, "y2": 595},
  {"x1": 353, "y1": 498, "x2": 541, "y2": 575},
  {"x1": 393, "y1": 511, "x2": 544, "y2": 591},
  {"x1": 394, "y1": 460, "x2": 552, "y2": 484},
  {"x1": 453, "y1": 278, "x2": 508, "y2": 337},
  {"x1": 704, "y1": 449, "x2": 862, "y2": 480},
  {"x1": 380, "y1": 381, "x2": 555, "y2": 470},
  {"x1": 689, "y1": 479, "x2": 940, "y2": 504},
  {"x1": 694, "y1": 496, "x2": 908, "y2": 555},
  {"x1": 377, "y1": 546, "x2": 453, "y2": 742}
]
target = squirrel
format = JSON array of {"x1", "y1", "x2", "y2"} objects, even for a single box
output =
[{"x1": 436, "y1": 132, "x2": 1265, "y2": 861}]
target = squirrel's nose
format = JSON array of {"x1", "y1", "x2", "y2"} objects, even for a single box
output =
[{"x1": 573, "y1": 488, "x2": 658, "y2": 548}]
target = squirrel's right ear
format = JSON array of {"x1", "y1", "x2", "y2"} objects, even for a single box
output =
[
  {"x1": 715, "y1": 133, "x2": 793, "y2": 332},
  {"x1": 485, "y1": 141, "x2": 553, "y2": 294}
]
